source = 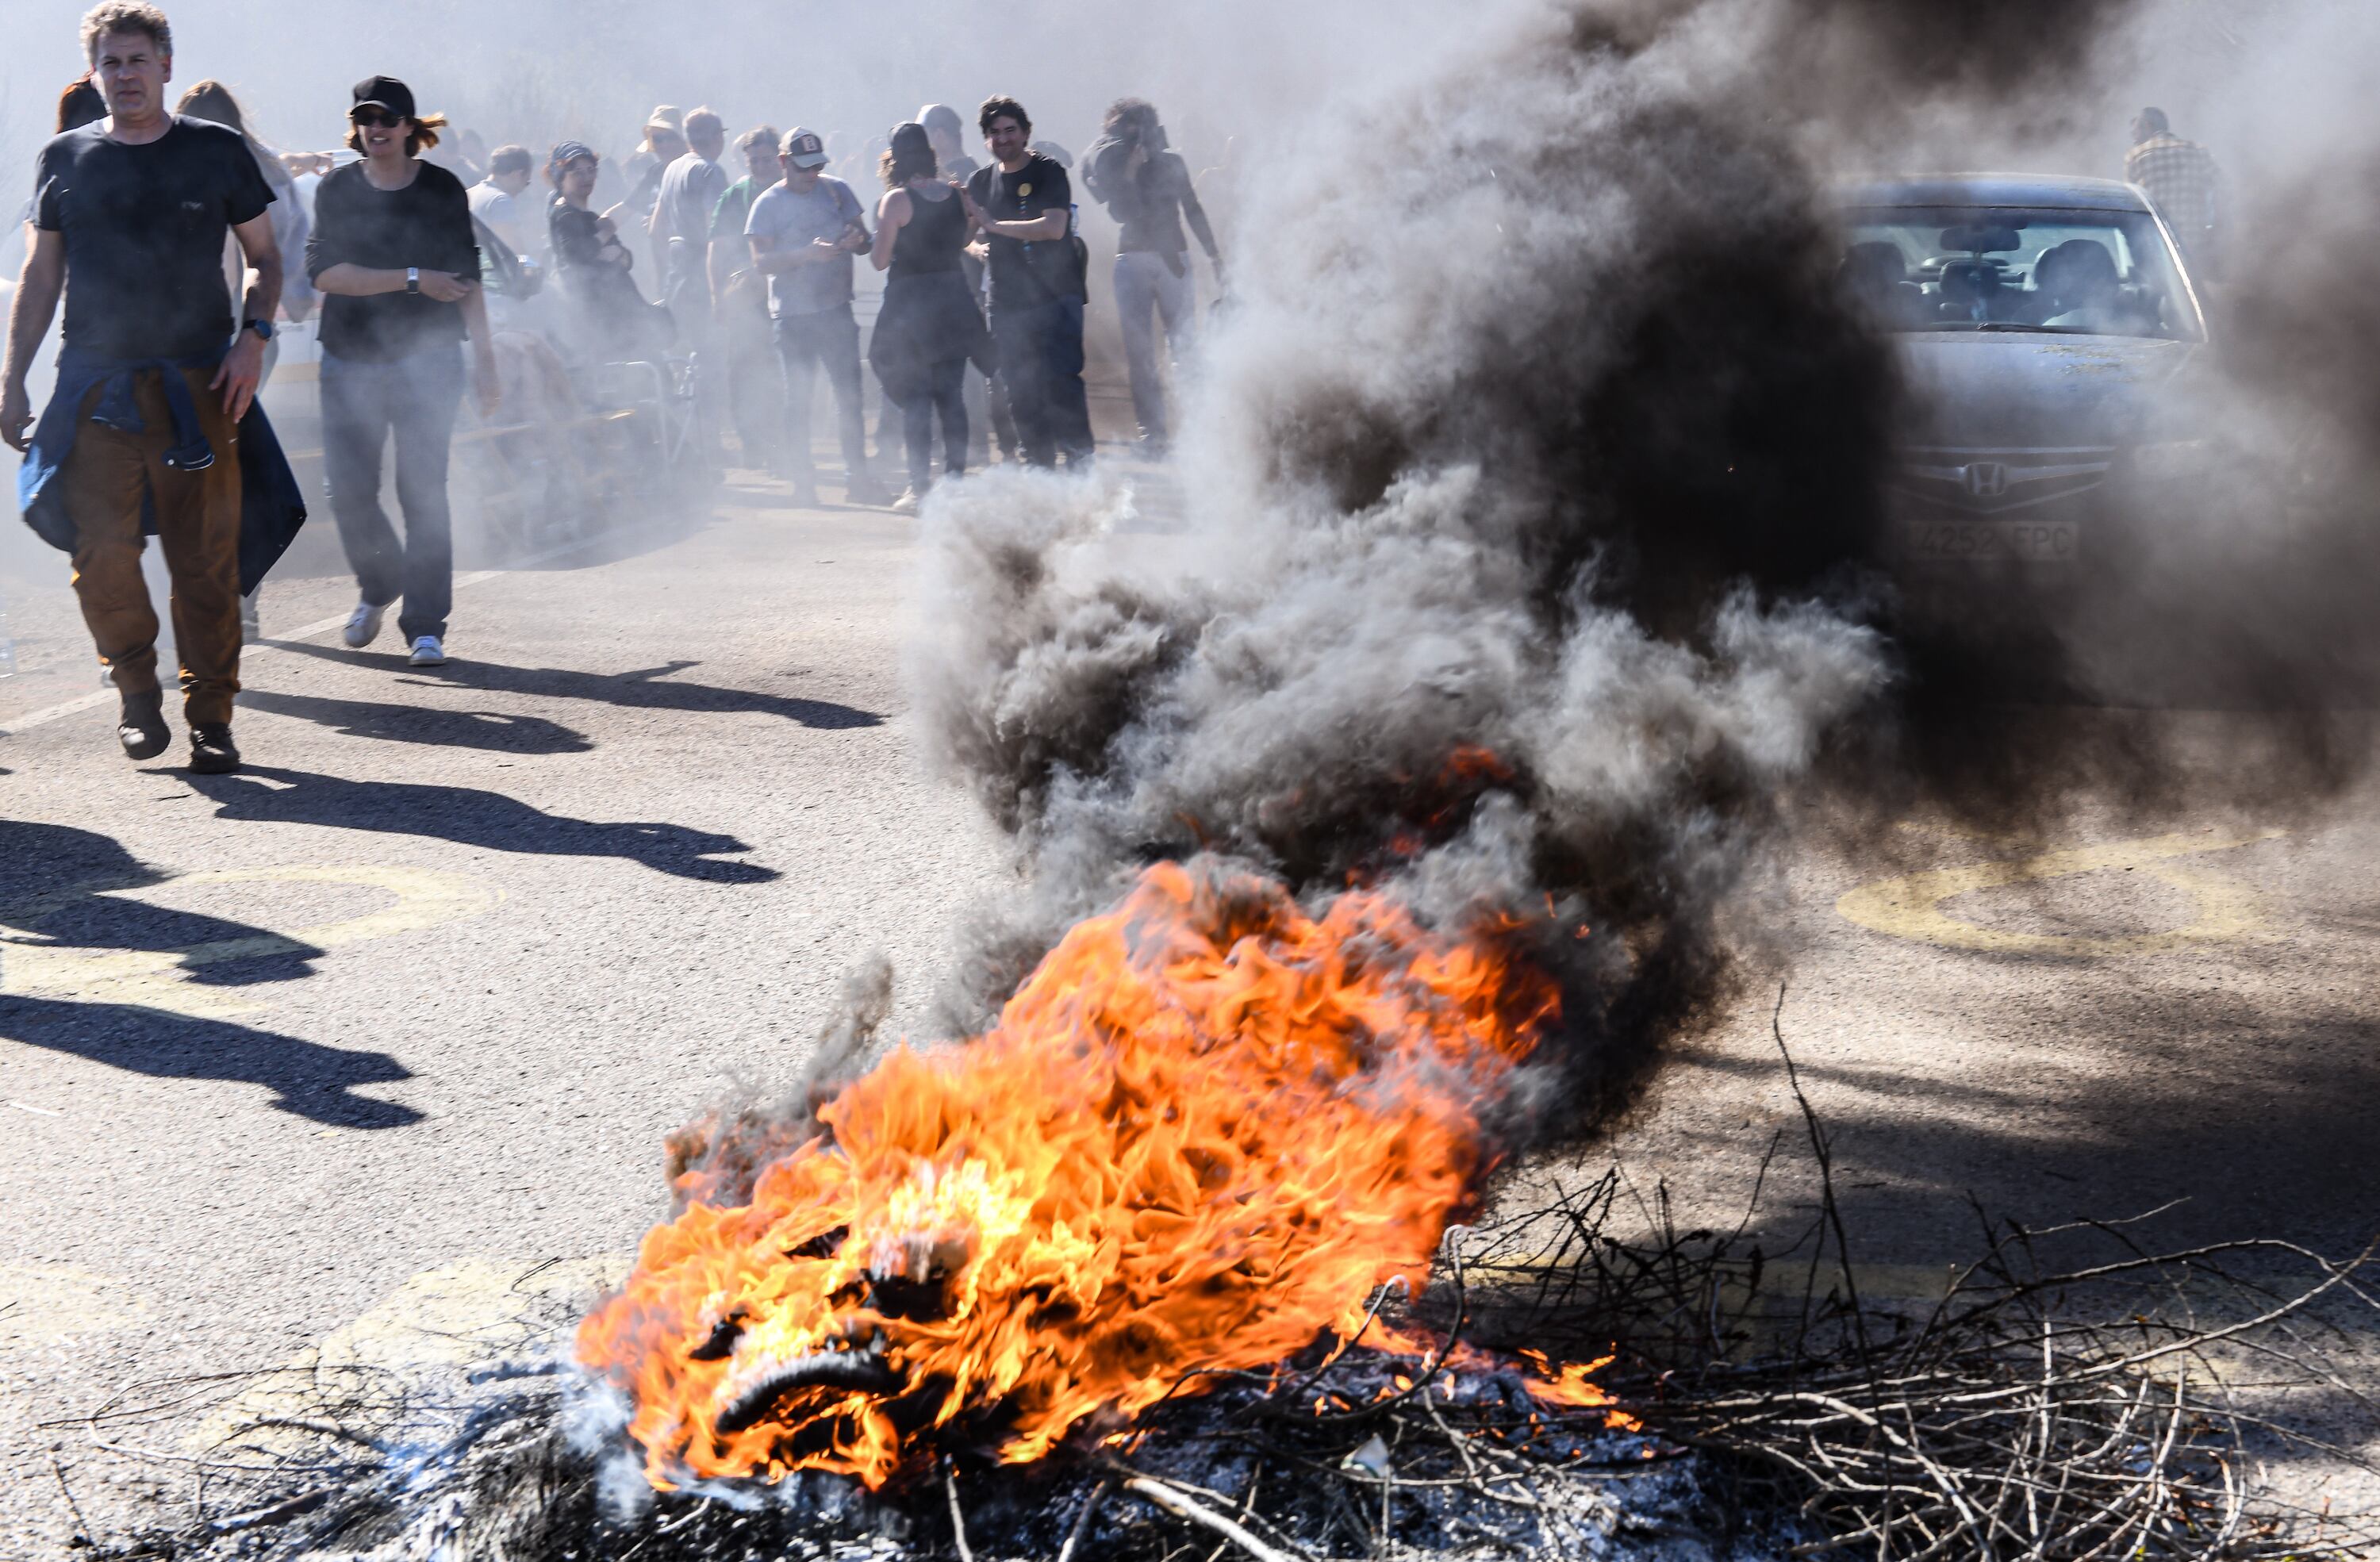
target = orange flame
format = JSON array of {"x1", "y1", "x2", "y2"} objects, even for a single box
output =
[
  {"x1": 1368, "y1": 1324, "x2": 1637, "y2": 1426},
  {"x1": 578, "y1": 860, "x2": 1572, "y2": 1489}
]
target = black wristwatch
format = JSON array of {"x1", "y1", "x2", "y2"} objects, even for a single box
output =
[{"x1": 244, "y1": 317, "x2": 273, "y2": 342}]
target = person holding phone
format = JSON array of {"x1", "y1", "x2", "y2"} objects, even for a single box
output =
[
  {"x1": 746, "y1": 128, "x2": 886, "y2": 506},
  {"x1": 307, "y1": 75, "x2": 498, "y2": 669}
]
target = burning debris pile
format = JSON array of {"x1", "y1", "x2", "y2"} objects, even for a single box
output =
[
  {"x1": 68, "y1": 1, "x2": 2380, "y2": 1556},
  {"x1": 577, "y1": 860, "x2": 1598, "y2": 1490},
  {"x1": 536, "y1": 0, "x2": 1921, "y2": 1530},
  {"x1": 101, "y1": 1107, "x2": 2374, "y2": 1562}
]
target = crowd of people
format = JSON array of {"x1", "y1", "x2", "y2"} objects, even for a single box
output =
[
  {"x1": 2, "y1": 0, "x2": 2216, "y2": 788},
  {"x1": 0, "y1": 0, "x2": 1230, "y2": 778},
  {"x1": 407, "y1": 94, "x2": 1223, "y2": 499}
]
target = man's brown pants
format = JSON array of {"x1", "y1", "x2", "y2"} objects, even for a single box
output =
[{"x1": 63, "y1": 366, "x2": 244, "y2": 727}]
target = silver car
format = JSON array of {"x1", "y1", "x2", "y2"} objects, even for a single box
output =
[{"x1": 1835, "y1": 175, "x2": 2214, "y2": 574}]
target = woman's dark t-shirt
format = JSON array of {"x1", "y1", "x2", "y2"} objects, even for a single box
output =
[
  {"x1": 306, "y1": 160, "x2": 480, "y2": 360},
  {"x1": 32, "y1": 117, "x2": 276, "y2": 361}
]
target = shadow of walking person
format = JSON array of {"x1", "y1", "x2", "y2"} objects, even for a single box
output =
[
  {"x1": 0, "y1": 995, "x2": 421, "y2": 1127},
  {"x1": 0, "y1": 820, "x2": 324, "y2": 988},
  {"x1": 180, "y1": 766, "x2": 779, "y2": 884},
  {"x1": 271, "y1": 643, "x2": 883, "y2": 729},
  {"x1": 237, "y1": 687, "x2": 596, "y2": 755}
]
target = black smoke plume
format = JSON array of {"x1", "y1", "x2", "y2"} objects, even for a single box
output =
[
  {"x1": 910, "y1": 0, "x2": 2380, "y2": 1129},
  {"x1": 912, "y1": 4, "x2": 1906, "y2": 1130}
]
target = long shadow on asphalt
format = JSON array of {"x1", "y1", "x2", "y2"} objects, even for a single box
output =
[
  {"x1": 237, "y1": 688, "x2": 594, "y2": 755},
  {"x1": 267, "y1": 643, "x2": 882, "y2": 729},
  {"x1": 0, "y1": 820, "x2": 322, "y2": 986},
  {"x1": 178, "y1": 766, "x2": 779, "y2": 884},
  {"x1": 0, "y1": 994, "x2": 420, "y2": 1126},
  {"x1": 1671, "y1": 993, "x2": 2380, "y2": 1275}
]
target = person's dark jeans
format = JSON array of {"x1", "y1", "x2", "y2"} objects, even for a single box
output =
[
  {"x1": 990, "y1": 296, "x2": 1093, "y2": 467},
  {"x1": 898, "y1": 356, "x2": 969, "y2": 493},
  {"x1": 774, "y1": 306, "x2": 873, "y2": 492},
  {"x1": 321, "y1": 344, "x2": 465, "y2": 644}
]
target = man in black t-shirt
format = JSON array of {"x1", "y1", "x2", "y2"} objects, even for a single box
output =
[
  {"x1": 1, "y1": 1, "x2": 285, "y2": 774},
  {"x1": 962, "y1": 96, "x2": 1092, "y2": 468}
]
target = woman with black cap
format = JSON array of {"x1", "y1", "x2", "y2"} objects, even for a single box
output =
[
  {"x1": 307, "y1": 75, "x2": 497, "y2": 670},
  {"x1": 866, "y1": 121, "x2": 989, "y2": 509}
]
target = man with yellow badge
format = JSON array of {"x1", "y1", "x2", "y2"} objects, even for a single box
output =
[{"x1": 960, "y1": 95, "x2": 1092, "y2": 469}]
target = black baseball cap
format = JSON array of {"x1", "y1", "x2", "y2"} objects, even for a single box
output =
[{"x1": 351, "y1": 75, "x2": 416, "y2": 121}]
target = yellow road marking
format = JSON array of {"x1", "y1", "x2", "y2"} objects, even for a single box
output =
[
  {"x1": 195, "y1": 1254, "x2": 630, "y2": 1458},
  {"x1": 0, "y1": 1262, "x2": 153, "y2": 1349},
  {"x1": 0, "y1": 865, "x2": 501, "y2": 1016},
  {"x1": 1836, "y1": 828, "x2": 2284, "y2": 957}
]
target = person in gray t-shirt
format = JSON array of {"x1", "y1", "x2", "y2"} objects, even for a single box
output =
[
  {"x1": 655, "y1": 109, "x2": 730, "y2": 313},
  {"x1": 745, "y1": 129, "x2": 883, "y2": 504},
  {"x1": 746, "y1": 159, "x2": 866, "y2": 317}
]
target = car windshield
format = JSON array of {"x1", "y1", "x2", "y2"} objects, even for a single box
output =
[{"x1": 1837, "y1": 205, "x2": 2202, "y2": 341}]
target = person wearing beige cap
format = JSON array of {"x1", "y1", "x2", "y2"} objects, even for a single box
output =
[
  {"x1": 621, "y1": 105, "x2": 682, "y2": 193},
  {"x1": 624, "y1": 108, "x2": 687, "y2": 276}
]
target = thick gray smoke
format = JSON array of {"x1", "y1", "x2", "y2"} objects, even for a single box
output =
[
  {"x1": 905, "y1": 0, "x2": 2380, "y2": 1131},
  {"x1": 908, "y1": 3, "x2": 1907, "y2": 1128}
]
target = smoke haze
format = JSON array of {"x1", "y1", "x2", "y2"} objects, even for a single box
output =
[
  {"x1": 7, "y1": 0, "x2": 2377, "y2": 1123},
  {"x1": 900, "y1": 0, "x2": 2380, "y2": 1144},
  {"x1": 0, "y1": 0, "x2": 1438, "y2": 189}
]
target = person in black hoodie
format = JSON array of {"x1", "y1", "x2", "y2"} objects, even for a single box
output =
[
  {"x1": 307, "y1": 75, "x2": 498, "y2": 670},
  {"x1": 547, "y1": 141, "x2": 673, "y2": 363}
]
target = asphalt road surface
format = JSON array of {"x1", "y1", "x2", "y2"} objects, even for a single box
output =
[{"x1": 2, "y1": 475, "x2": 2374, "y2": 1553}]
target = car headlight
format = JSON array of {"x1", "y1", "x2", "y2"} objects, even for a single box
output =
[{"x1": 2132, "y1": 439, "x2": 2213, "y2": 481}]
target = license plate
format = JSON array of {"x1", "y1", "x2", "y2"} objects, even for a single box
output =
[{"x1": 1905, "y1": 520, "x2": 2079, "y2": 562}]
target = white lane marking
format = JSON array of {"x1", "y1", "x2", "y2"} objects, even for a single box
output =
[{"x1": 0, "y1": 541, "x2": 591, "y2": 737}]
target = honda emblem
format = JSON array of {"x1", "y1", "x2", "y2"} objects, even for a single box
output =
[{"x1": 1963, "y1": 461, "x2": 2009, "y2": 500}]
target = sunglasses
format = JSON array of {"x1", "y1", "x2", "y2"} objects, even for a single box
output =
[{"x1": 351, "y1": 108, "x2": 405, "y2": 129}]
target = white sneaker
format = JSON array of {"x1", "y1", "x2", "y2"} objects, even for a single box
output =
[
  {"x1": 344, "y1": 600, "x2": 386, "y2": 648},
  {"x1": 407, "y1": 635, "x2": 447, "y2": 666}
]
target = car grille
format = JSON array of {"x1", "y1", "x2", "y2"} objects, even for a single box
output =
[{"x1": 1888, "y1": 447, "x2": 2115, "y2": 515}]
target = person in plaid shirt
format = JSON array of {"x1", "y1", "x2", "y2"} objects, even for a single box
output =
[{"x1": 2126, "y1": 108, "x2": 2221, "y2": 275}]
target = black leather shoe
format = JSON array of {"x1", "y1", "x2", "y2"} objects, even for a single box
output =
[
  {"x1": 188, "y1": 723, "x2": 241, "y2": 774},
  {"x1": 117, "y1": 689, "x2": 169, "y2": 761}
]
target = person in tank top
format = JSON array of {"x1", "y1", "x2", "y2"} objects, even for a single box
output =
[{"x1": 866, "y1": 121, "x2": 990, "y2": 509}]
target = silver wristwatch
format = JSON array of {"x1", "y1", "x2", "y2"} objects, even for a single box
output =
[{"x1": 405, "y1": 266, "x2": 420, "y2": 295}]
